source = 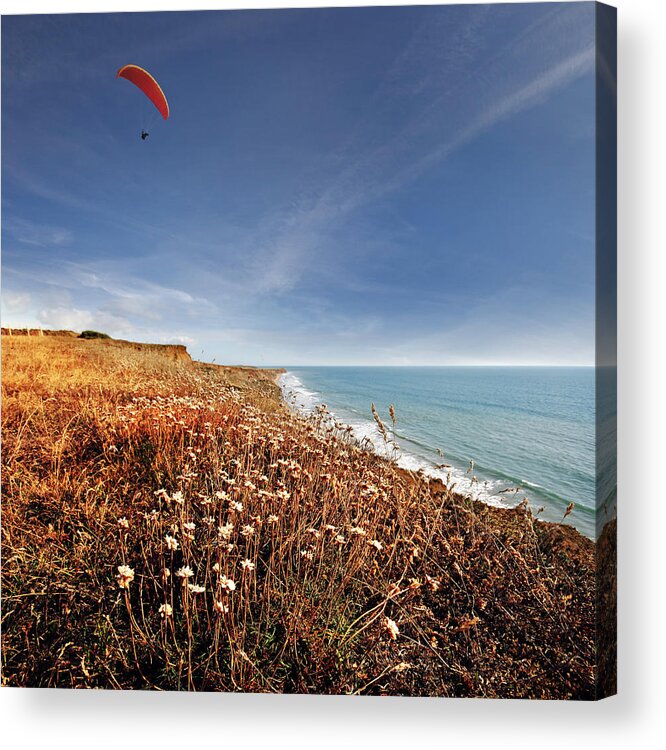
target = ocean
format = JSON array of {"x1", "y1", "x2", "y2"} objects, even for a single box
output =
[{"x1": 278, "y1": 366, "x2": 598, "y2": 539}]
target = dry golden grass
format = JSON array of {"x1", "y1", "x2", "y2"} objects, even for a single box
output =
[{"x1": 2, "y1": 334, "x2": 597, "y2": 697}]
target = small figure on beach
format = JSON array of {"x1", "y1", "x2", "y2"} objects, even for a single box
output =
[{"x1": 141, "y1": 130, "x2": 149, "y2": 140}]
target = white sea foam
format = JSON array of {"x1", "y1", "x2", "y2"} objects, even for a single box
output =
[
  {"x1": 278, "y1": 372, "x2": 511, "y2": 510},
  {"x1": 277, "y1": 372, "x2": 320, "y2": 413}
]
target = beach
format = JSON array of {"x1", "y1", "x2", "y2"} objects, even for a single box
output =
[
  {"x1": 278, "y1": 366, "x2": 598, "y2": 538},
  {"x1": 1, "y1": 333, "x2": 612, "y2": 697}
]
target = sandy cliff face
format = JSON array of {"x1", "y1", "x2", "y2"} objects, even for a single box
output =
[{"x1": 110, "y1": 340, "x2": 192, "y2": 363}]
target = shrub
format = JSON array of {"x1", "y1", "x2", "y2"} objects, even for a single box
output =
[{"x1": 79, "y1": 330, "x2": 111, "y2": 340}]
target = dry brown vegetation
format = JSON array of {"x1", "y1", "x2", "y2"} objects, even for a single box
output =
[{"x1": 2, "y1": 334, "x2": 598, "y2": 697}]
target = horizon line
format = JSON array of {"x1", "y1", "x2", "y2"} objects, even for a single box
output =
[{"x1": 242, "y1": 363, "x2": 597, "y2": 369}]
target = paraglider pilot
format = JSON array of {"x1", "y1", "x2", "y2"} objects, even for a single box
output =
[{"x1": 117, "y1": 65, "x2": 169, "y2": 140}]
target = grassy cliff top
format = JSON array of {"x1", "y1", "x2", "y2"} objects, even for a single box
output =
[{"x1": 1, "y1": 333, "x2": 598, "y2": 697}]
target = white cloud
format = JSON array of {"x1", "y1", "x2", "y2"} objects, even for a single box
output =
[
  {"x1": 1, "y1": 290, "x2": 32, "y2": 312},
  {"x1": 35, "y1": 306, "x2": 134, "y2": 335},
  {"x1": 160, "y1": 335, "x2": 195, "y2": 345},
  {"x1": 35, "y1": 307, "x2": 95, "y2": 331}
]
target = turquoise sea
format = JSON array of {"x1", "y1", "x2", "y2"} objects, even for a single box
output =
[{"x1": 279, "y1": 366, "x2": 599, "y2": 539}]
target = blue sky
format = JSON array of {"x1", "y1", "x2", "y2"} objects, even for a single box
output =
[{"x1": 2, "y1": 3, "x2": 597, "y2": 365}]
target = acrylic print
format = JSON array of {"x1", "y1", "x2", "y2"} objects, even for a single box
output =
[{"x1": 1, "y1": 2, "x2": 616, "y2": 699}]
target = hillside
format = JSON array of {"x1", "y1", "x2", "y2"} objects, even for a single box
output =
[{"x1": 1, "y1": 333, "x2": 599, "y2": 697}]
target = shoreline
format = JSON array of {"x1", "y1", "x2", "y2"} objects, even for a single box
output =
[
  {"x1": 276, "y1": 368, "x2": 597, "y2": 543},
  {"x1": 2, "y1": 331, "x2": 596, "y2": 549},
  {"x1": 189, "y1": 360, "x2": 597, "y2": 552}
]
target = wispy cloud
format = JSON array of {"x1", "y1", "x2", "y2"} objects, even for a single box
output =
[
  {"x1": 75, "y1": 265, "x2": 218, "y2": 322},
  {"x1": 3, "y1": 216, "x2": 73, "y2": 247},
  {"x1": 4, "y1": 163, "x2": 179, "y2": 242},
  {"x1": 249, "y1": 4, "x2": 594, "y2": 293}
]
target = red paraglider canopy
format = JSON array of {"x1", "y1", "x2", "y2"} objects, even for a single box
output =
[{"x1": 116, "y1": 64, "x2": 169, "y2": 120}]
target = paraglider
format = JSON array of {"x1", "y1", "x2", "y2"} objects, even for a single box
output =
[{"x1": 116, "y1": 64, "x2": 169, "y2": 140}]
